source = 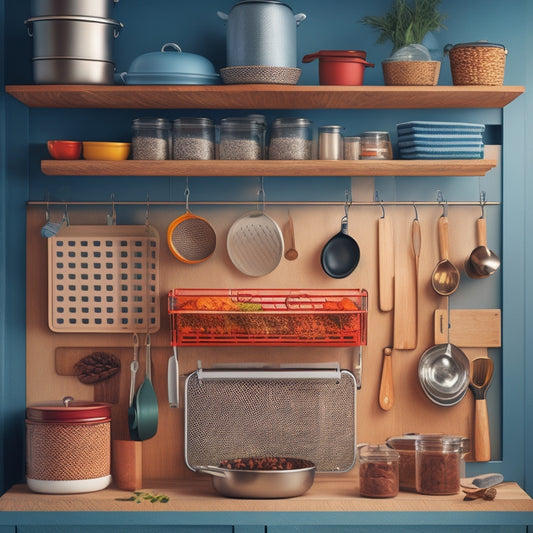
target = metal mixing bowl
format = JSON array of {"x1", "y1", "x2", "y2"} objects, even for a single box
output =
[{"x1": 418, "y1": 343, "x2": 470, "y2": 406}]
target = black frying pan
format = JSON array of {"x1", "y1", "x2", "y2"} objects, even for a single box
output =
[{"x1": 321, "y1": 215, "x2": 360, "y2": 278}]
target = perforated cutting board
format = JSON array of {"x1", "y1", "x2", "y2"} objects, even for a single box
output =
[{"x1": 48, "y1": 225, "x2": 160, "y2": 333}]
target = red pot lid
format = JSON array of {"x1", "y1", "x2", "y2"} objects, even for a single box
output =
[
  {"x1": 26, "y1": 396, "x2": 111, "y2": 423},
  {"x1": 302, "y1": 50, "x2": 368, "y2": 63}
]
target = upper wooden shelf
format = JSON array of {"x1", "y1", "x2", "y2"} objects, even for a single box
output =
[
  {"x1": 6, "y1": 84, "x2": 525, "y2": 109},
  {"x1": 41, "y1": 159, "x2": 497, "y2": 177}
]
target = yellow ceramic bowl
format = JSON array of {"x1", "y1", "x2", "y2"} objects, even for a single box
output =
[{"x1": 83, "y1": 141, "x2": 131, "y2": 161}]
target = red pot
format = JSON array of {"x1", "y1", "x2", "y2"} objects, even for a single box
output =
[{"x1": 302, "y1": 50, "x2": 374, "y2": 86}]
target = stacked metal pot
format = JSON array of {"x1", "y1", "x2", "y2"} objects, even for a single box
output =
[{"x1": 25, "y1": 0, "x2": 123, "y2": 84}]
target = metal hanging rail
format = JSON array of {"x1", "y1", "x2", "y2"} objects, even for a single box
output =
[{"x1": 27, "y1": 200, "x2": 500, "y2": 207}]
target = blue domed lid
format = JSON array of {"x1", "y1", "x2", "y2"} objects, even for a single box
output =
[{"x1": 128, "y1": 43, "x2": 217, "y2": 76}]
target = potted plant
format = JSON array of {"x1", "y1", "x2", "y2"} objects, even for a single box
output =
[{"x1": 361, "y1": 0, "x2": 447, "y2": 85}]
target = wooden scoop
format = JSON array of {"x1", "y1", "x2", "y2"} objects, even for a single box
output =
[{"x1": 470, "y1": 357, "x2": 494, "y2": 461}]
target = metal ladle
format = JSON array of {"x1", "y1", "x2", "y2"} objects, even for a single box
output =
[
  {"x1": 464, "y1": 202, "x2": 500, "y2": 279},
  {"x1": 431, "y1": 202, "x2": 460, "y2": 296}
]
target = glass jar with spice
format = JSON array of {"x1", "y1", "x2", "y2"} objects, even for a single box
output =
[
  {"x1": 132, "y1": 118, "x2": 171, "y2": 160},
  {"x1": 358, "y1": 444, "x2": 399, "y2": 498},
  {"x1": 269, "y1": 118, "x2": 314, "y2": 160},
  {"x1": 172, "y1": 117, "x2": 215, "y2": 160},
  {"x1": 415, "y1": 435, "x2": 467, "y2": 495},
  {"x1": 318, "y1": 125, "x2": 344, "y2": 160}
]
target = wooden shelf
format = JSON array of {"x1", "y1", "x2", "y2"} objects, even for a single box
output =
[
  {"x1": 40, "y1": 159, "x2": 498, "y2": 177},
  {"x1": 6, "y1": 84, "x2": 525, "y2": 109}
]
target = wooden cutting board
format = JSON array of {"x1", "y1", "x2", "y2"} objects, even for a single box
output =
[{"x1": 434, "y1": 309, "x2": 501, "y2": 347}]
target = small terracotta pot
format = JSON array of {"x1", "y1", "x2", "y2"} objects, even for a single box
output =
[{"x1": 302, "y1": 50, "x2": 374, "y2": 86}]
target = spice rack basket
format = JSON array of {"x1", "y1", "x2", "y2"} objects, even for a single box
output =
[{"x1": 168, "y1": 288, "x2": 367, "y2": 347}]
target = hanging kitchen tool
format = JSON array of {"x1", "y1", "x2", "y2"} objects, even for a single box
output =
[
  {"x1": 378, "y1": 201, "x2": 394, "y2": 312},
  {"x1": 128, "y1": 333, "x2": 141, "y2": 440},
  {"x1": 226, "y1": 178, "x2": 284, "y2": 277},
  {"x1": 47, "y1": 214, "x2": 160, "y2": 333},
  {"x1": 470, "y1": 357, "x2": 494, "y2": 461},
  {"x1": 130, "y1": 333, "x2": 158, "y2": 441},
  {"x1": 418, "y1": 296, "x2": 470, "y2": 406},
  {"x1": 167, "y1": 293, "x2": 179, "y2": 408},
  {"x1": 378, "y1": 347, "x2": 393, "y2": 411},
  {"x1": 431, "y1": 198, "x2": 460, "y2": 296},
  {"x1": 283, "y1": 209, "x2": 298, "y2": 261},
  {"x1": 393, "y1": 207, "x2": 417, "y2": 350},
  {"x1": 41, "y1": 201, "x2": 69, "y2": 238},
  {"x1": 464, "y1": 195, "x2": 500, "y2": 279},
  {"x1": 167, "y1": 179, "x2": 216, "y2": 264},
  {"x1": 412, "y1": 203, "x2": 421, "y2": 344},
  {"x1": 321, "y1": 189, "x2": 360, "y2": 278}
]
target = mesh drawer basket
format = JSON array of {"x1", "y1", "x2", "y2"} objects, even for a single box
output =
[{"x1": 185, "y1": 364, "x2": 357, "y2": 473}]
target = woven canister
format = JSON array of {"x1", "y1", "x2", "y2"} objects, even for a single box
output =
[
  {"x1": 26, "y1": 396, "x2": 111, "y2": 494},
  {"x1": 447, "y1": 42, "x2": 507, "y2": 85}
]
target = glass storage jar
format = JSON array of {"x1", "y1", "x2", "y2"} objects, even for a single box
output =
[
  {"x1": 268, "y1": 118, "x2": 313, "y2": 160},
  {"x1": 318, "y1": 125, "x2": 344, "y2": 160},
  {"x1": 219, "y1": 117, "x2": 265, "y2": 160},
  {"x1": 132, "y1": 117, "x2": 171, "y2": 160},
  {"x1": 358, "y1": 444, "x2": 399, "y2": 498},
  {"x1": 360, "y1": 131, "x2": 393, "y2": 160},
  {"x1": 344, "y1": 136, "x2": 361, "y2": 160},
  {"x1": 172, "y1": 117, "x2": 215, "y2": 160},
  {"x1": 415, "y1": 434, "x2": 467, "y2": 495}
]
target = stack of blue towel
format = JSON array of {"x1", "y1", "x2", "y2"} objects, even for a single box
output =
[{"x1": 397, "y1": 121, "x2": 485, "y2": 159}]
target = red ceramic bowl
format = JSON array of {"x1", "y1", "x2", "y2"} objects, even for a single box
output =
[{"x1": 47, "y1": 140, "x2": 82, "y2": 160}]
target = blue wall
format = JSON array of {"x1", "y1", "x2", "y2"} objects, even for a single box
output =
[{"x1": 1, "y1": 0, "x2": 532, "y2": 498}]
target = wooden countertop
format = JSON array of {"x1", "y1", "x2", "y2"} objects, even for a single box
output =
[{"x1": 1, "y1": 476, "x2": 532, "y2": 514}]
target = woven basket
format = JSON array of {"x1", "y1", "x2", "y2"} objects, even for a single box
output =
[
  {"x1": 449, "y1": 45, "x2": 506, "y2": 85},
  {"x1": 382, "y1": 61, "x2": 440, "y2": 86}
]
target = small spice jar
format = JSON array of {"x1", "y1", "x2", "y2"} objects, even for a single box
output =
[
  {"x1": 219, "y1": 117, "x2": 265, "y2": 160},
  {"x1": 132, "y1": 117, "x2": 171, "y2": 160},
  {"x1": 344, "y1": 136, "x2": 361, "y2": 160},
  {"x1": 358, "y1": 444, "x2": 399, "y2": 498},
  {"x1": 269, "y1": 118, "x2": 314, "y2": 160},
  {"x1": 318, "y1": 125, "x2": 344, "y2": 160},
  {"x1": 415, "y1": 435, "x2": 467, "y2": 495},
  {"x1": 172, "y1": 117, "x2": 215, "y2": 160},
  {"x1": 360, "y1": 131, "x2": 393, "y2": 160}
]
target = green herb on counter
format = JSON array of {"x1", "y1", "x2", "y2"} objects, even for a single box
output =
[{"x1": 116, "y1": 491, "x2": 169, "y2": 504}]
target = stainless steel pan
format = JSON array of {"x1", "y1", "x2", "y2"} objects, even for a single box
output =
[{"x1": 196, "y1": 460, "x2": 316, "y2": 499}]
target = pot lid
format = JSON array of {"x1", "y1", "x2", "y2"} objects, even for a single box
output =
[
  {"x1": 302, "y1": 50, "x2": 368, "y2": 63},
  {"x1": 26, "y1": 396, "x2": 111, "y2": 423},
  {"x1": 450, "y1": 41, "x2": 505, "y2": 49},
  {"x1": 232, "y1": 0, "x2": 292, "y2": 9},
  {"x1": 125, "y1": 43, "x2": 219, "y2": 79},
  {"x1": 386, "y1": 433, "x2": 470, "y2": 453}
]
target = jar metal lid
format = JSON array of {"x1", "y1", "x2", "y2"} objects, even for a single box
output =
[
  {"x1": 26, "y1": 397, "x2": 111, "y2": 423},
  {"x1": 272, "y1": 117, "x2": 312, "y2": 127},
  {"x1": 318, "y1": 125, "x2": 343, "y2": 133},
  {"x1": 132, "y1": 117, "x2": 171, "y2": 128},
  {"x1": 173, "y1": 117, "x2": 214, "y2": 126}
]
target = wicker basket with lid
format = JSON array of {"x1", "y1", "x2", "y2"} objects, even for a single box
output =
[
  {"x1": 26, "y1": 396, "x2": 111, "y2": 494},
  {"x1": 446, "y1": 42, "x2": 507, "y2": 85}
]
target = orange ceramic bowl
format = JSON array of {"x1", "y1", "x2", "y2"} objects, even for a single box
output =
[
  {"x1": 83, "y1": 141, "x2": 131, "y2": 161},
  {"x1": 47, "y1": 140, "x2": 82, "y2": 160}
]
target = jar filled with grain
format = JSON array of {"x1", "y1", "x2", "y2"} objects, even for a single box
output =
[
  {"x1": 219, "y1": 117, "x2": 265, "y2": 160},
  {"x1": 132, "y1": 118, "x2": 171, "y2": 160},
  {"x1": 173, "y1": 118, "x2": 215, "y2": 160},
  {"x1": 269, "y1": 118, "x2": 313, "y2": 160},
  {"x1": 318, "y1": 125, "x2": 344, "y2": 160},
  {"x1": 358, "y1": 444, "x2": 399, "y2": 498},
  {"x1": 344, "y1": 136, "x2": 361, "y2": 160},
  {"x1": 415, "y1": 435, "x2": 467, "y2": 495}
]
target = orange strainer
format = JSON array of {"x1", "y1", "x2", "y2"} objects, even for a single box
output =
[{"x1": 167, "y1": 184, "x2": 216, "y2": 264}]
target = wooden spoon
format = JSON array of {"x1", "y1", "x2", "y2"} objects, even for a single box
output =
[
  {"x1": 470, "y1": 357, "x2": 494, "y2": 461},
  {"x1": 378, "y1": 347, "x2": 394, "y2": 411}
]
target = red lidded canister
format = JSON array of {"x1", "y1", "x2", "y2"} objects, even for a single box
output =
[{"x1": 26, "y1": 396, "x2": 112, "y2": 494}]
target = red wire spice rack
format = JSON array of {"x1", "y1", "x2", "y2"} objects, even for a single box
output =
[{"x1": 168, "y1": 289, "x2": 368, "y2": 347}]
